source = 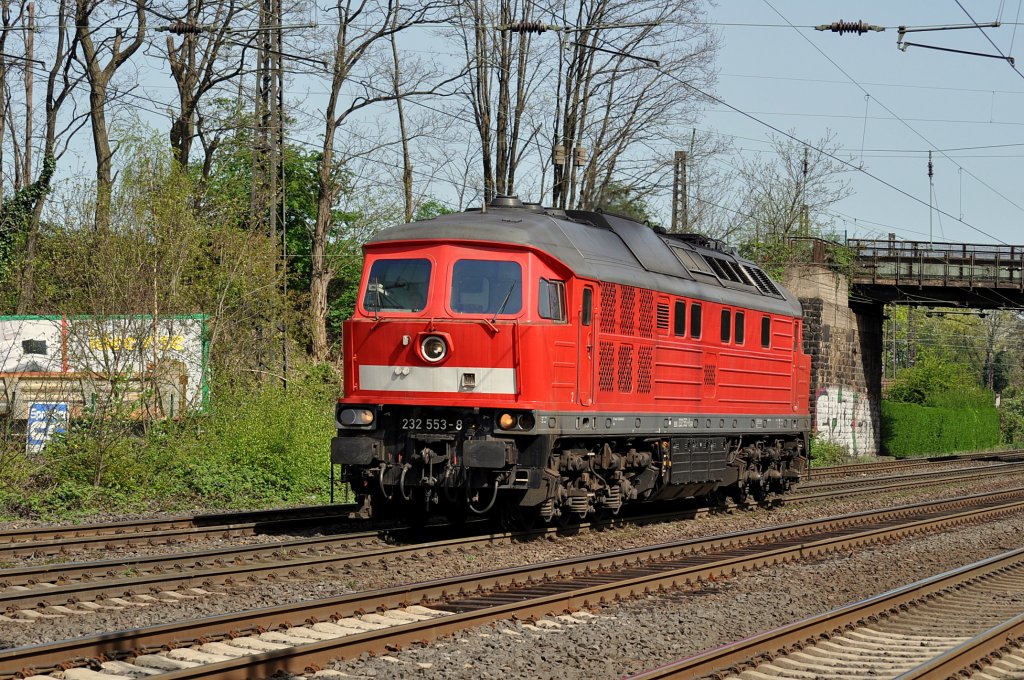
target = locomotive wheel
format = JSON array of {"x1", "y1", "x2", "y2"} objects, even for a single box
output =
[
  {"x1": 501, "y1": 503, "x2": 539, "y2": 531},
  {"x1": 555, "y1": 507, "x2": 580, "y2": 530},
  {"x1": 443, "y1": 501, "x2": 469, "y2": 526},
  {"x1": 705, "y1": 489, "x2": 727, "y2": 509},
  {"x1": 400, "y1": 489, "x2": 430, "y2": 528}
]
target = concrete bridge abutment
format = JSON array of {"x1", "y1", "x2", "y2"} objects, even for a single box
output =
[{"x1": 784, "y1": 265, "x2": 884, "y2": 458}]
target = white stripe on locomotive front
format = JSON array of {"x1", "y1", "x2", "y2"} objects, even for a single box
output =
[{"x1": 358, "y1": 365, "x2": 516, "y2": 394}]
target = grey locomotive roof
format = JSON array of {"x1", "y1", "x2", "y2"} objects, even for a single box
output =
[{"x1": 367, "y1": 202, "x2": 803, "y2": 318}]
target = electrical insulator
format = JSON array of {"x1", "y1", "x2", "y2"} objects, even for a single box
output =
[
  {"x1": 509, "y1": 20, "x2": 547, "y2": 34},
  {"x1": 928, "y1": 151, "x2": 933, "y2": 179},
  {"x1": 159, "y1": 21, "x2": 203, "y2": 34},
  {"x1": 574, "y1": 146, "x2": 587, "y2": 165},
  {"x1": 552, "y1": 144, "x2": 566, "y2": 166},
  {"x1": 814, "y1": 20, "x2": 884, "y2": 35}
]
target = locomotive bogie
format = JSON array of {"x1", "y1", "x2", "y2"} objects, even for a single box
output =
[{"x1": 332, "y1": 401, "x2": 807, "y2": 519}]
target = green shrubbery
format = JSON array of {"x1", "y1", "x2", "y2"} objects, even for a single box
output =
[
  {"x1": 1000, "y1": 391, "x2": 1024, "y2": 445},
  {"x1": 0, "y1": 367, "x2": 339, "y2": 519},
  {"x1": 808, "y1": 435, "x2": 846, "y2": 467},
  {"x1": 881, "y1": 355, "x2": 1000, "y2": 458},
  {"x1": 881, "y1": 401, "x2": 1000, "y2": 458}
]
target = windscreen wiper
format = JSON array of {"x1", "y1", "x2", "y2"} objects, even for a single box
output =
[{"x1": 491, "y1": 281, "x2": 517, "y2": 324}]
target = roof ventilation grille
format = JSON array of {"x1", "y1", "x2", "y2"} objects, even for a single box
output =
[{"x1": 743, "y1": 264, "x2": 783, "y2": 296}]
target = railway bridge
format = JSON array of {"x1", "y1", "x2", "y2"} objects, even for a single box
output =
[{"x1": 784, "y1": 236, "x2": 1024, "y2": 458}]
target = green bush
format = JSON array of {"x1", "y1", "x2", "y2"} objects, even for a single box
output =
[
  {"x1": 1000, "y1": 395, "x2": 1024, "y2": 445},
  {"x1": 809, "y1": 435, "x2": 846, "y2": 467},
  {"x1": 4, "y1": 366, "x2": 340, "y2": 519},
  {"x1": 885, "y1": 355, "x2": 981, "y2": 405},
  {"x1": 927, "y1": 387, "x2": 995, "y2": 410},
  {"x1": 881, "y1": 400, "x2": 1001, "y2": 458}
]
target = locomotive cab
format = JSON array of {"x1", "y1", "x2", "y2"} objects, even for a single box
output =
[{"x1": 332, "y1": 229, "x2": 581, "y2": 519}]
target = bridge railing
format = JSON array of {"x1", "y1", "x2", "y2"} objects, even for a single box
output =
[{"x1": 848, "y1": 238, "x2": 1024, "y2": 289}]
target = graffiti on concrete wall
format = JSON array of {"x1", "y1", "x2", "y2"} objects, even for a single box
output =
[{"x1": 815, "y1": 385, "x2": 878, "y2": 456}]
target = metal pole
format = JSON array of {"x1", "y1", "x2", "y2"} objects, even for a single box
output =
[
  {"x1": 671, "y1": 151, "x2": 687, "y2": 232},
  {"x1": 274, "y1": 0, "x2": 287, "y2": 390},
  {"x1": 928, "y1": 151, "x2": 934, "y2": 244},
  {"x1": 891, "y1": 309, "x2": 896, "y2": 378}
]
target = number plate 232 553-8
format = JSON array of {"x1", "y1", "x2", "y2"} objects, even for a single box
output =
[{"x1": 400, "y1": 417, "x2": 463, "y2": 432}]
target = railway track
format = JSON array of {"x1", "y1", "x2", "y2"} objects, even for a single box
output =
[
  {"x1": 0, "y1": 451, "x2": 1012, "y2": 562},
  {"x1": 790, "y1": 460, "x2": 1024, "y2": 500},
  {"x1": 0, "y1": 505, "x2": 360, "y2": 559},
  {"x1": 809, "y1": 448, "x2": 1024, "y2": 480},
  {"x1": 629, "y1": 545, "x2": 1024, "y2": 679},
  {"x1": 3, "y1": 460, "x2": 1022, "y2": 620},
  {"x1": 6, "y1": 486, "x2": 1024, "y2": 679}
]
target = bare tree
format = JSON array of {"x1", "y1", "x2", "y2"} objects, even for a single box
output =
[
  {"x1": 16, "y1": 0, "x2": 87, "y2": 313},
  {"x1": 549, "y1": 0, "x2": 716, "y2": 210},
  {"x1": 455, "y1": 0, "x2": 550, "y2": 202},
  {"x1": 732, "y1": 132, "x2": 852, "y2": 242},
  {"x1": 309, "y1": 0, "x2": 454, "y2": 362},
  {"x1": 154, "y1": 0, "x2": 255, "y2": 170},
  {"x1": 75, "y1": 0, "x2": 146, "y2": 230}
]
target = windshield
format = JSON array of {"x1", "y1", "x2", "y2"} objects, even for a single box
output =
[
  {"x1": 450, "y1": 259, "x2": 522, "y2": 315},
  {"x1": 363, "y1": 258, "x2": 431, "y2": 312}
]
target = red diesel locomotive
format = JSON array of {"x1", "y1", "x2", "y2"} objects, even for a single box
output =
[{"x1": 332, "y1": 195, "x2": 811, "y2": 524}]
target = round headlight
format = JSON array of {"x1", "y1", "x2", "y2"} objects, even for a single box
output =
[
  {"x1": 420, "y1": 335, "x2": 447, "y2": 363},
  {"x1": 517, "y1": 413, "x2": 535, "y2": 430},
  {"x1": 498, "y1": 413, "x2": 516, "y2": 430},
  {"x1": 340, "y1": 408, "x2": 375, "y2": 426}
]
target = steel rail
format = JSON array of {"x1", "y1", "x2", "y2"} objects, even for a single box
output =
[
  {"x1": 3, "y1": 454, "x2": 1014, "y2": 559},
  {"x1": 0, "y1": 504, "x2": 358, "y2": 544},
  {"x1": 800, "y1": 459, "x2": 1024, "y2": 489},
  {"x1": 627, "y1": 547, "x2": 1024, "y2": 679},
  {"x1": 2, "y1": 483, "x2": 1015, "y2": 614},
  {"x1": 0, "y1": 507, "x2": 363, "y2": 559},
  {"x1": 4, "y1": 489, "x2": 1024, "y2": 679},
  {"x1": 3, "y1": 450, "x2": 1011, "y2": 545},
  {"x1": 810, "y1": 449, "x2": 1024, "y2": 479},
  {"x1": 3, "y1": 470, "x2": 1023, "y2": 614},
  {"x1": 0, "y1": 507, "x2": 720, "y2": 613},
  {"x1": 788, "y1": 463, "x2": 1024, "y2": 501},
  {"x1": 895, "y1": 611, "x2": 1024, "y2": 679}
]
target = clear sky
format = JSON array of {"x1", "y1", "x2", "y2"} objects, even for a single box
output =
[
  {"x1": 55, "y1": 0, "x2": 1024, "y2": 247},
  {"x1": 706, "y1": 1, "x2": 1024, "y2": 246}
]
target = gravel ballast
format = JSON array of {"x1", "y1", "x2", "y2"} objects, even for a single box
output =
[
  {"x1": 324, "y1": 513, "x2": 1024, "y2": 680},
  {"x1": 0, "y1": 474, "x2": 1022, "y2": 654}
]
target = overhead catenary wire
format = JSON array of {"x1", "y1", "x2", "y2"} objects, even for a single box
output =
[
  {"x1": 26, "y1": 4, "x2": 1018, "y2": 249},
  {"x1": 760, "y1": 0, "x2": 1020, "y2": 240},
  {"x1": 657, "y1": 65, "x2": 1007, "y2": 245},
  {"x1": 954, "y1": 0, "x2": 1024, "y2": 80}
]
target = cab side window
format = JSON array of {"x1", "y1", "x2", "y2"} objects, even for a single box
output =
[
  {"x1": 538, "y1": 279, "x2": 566, "y2": 321},
  {"x1": 674, "y1": 300, "x2": 686, "y2": 336},
  {"x1": 690, "y1": 303, "x2": 702, "y2": 339}
]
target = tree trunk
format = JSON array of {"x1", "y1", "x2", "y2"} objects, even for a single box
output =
[
  {"x1": 310, "y1": 17, "x2": 345, "y2": 363},
  {"x1": 310, "y1": 143, "x2": 335, "y2": 362},
  {"x1": 76, "y1": 0, "x2": 146, "y2": 231},
  {"x1": 169, "y1": 102, "x2": 195, "y2": 169},
  {"x1": 89, "y1": 87, "x2": 113, "y2": 230},
  {"x1": 390, "y1": 32, "x2": 413, "y2": 222}
]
